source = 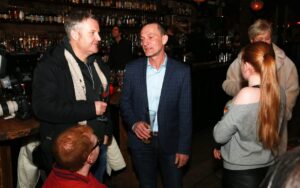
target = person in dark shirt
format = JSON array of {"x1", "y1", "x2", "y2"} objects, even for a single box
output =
[
  {"x1": 186, "y1": 24, "x2": 210, "y2": 62},
  {"x1": 109, "y1": 26, "x2": 133, "y2": 71},
  {"x1": 165, "y1": 25, "x2": 181, "y2": 61}
]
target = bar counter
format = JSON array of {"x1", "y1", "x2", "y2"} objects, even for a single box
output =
[{"x1": 0, "y1": 117, "x2": 39, "y2": 188}]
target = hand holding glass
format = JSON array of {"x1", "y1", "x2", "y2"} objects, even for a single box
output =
[
  {"x1": 143, "y1": 110, "x2": 156, "y2": 144},
  {"x1": 97, "y1": 86, "x2": 109, "y2": 122}
]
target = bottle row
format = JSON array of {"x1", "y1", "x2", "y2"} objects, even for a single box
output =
[
  {"x1": 8, "y1": 0, "x2": 159, "y2": 11},
  {"x1": 68, "y1": 0, "x2": 159, "y2": 11},
  {"x1": 0, "y1": 31, "x2": 142, "y2": 54},
  {"x1": 0, "y1": 33, "x2": 63, "y2": 54},
  {"x1": 0, "y1": 9, "x2": 164, "y2": 27},
  {"x1": 0, "y1": 10, "x2": 65, "y2": 24},
  {"x1": 0, "y1": 29, "x2": 239, "y2": 64},
  {"x1": 167, "y1": 1, "x2": 194, "y2": 16},
  {"x1": 99, "y1": 14, "x2": 164, "y2": 27}
]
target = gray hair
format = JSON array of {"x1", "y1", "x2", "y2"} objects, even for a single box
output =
[
  {"x1": 248, "y1": 19, "x2": 272, "y2": 40},
  {"x1": 64, "y1": 10, "x2": 97, "y2": 37}
]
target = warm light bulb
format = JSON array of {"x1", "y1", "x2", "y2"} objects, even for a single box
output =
[{"x1": 250, "y1": 0, "x2": 264, "y2": 11}]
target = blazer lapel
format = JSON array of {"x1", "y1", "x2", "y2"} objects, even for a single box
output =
[
  {"x1": 158, "y1": 58, "x2": 173, "y2": 110},
  {"x1": 141, "y1": 59, "x2": 149, "y2": 109}
]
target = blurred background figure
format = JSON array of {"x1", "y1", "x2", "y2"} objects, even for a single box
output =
[
  {"x1": 43, "y1": 125, "x2": 107, "y2": 188},
  {"x1": 109, "y1": 25, "x2": 133, "y2": 71},
  {"x1": 186, "y1": 23, "x2": 210, "y2": 63},
  {"x1": 165, "y1": 25, "x2": 181, "y2": 61}
]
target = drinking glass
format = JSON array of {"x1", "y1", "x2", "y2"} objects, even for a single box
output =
[
  {"x1": 97, "y1": 85, "x2": 109, "y2": 122},
  {"x1": 117, "y1": 70, "x2": 124, "y2": 92},
  {"x1": 143, "y1": 110, "x2": 156, "y2": 144}
]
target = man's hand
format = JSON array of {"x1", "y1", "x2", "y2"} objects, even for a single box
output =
[
  {"x1": 95, "y1": 101, "x2": 107, "y2": 115},
  {"x1": 213, "y1": 148, "x2": 222, "y2": 160},
  {"x1": 175, "y1": 153, "x2": 189, "y2": 168},
  {"x1": 133, "y1": 121, "x2": 151, "y2": 140}
]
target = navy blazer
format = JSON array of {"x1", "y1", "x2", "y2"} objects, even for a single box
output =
[{"x1": 120, "y1": 57, "x2": 192, "y2": 155}]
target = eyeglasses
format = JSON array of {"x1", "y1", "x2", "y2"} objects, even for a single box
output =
[{"x1": 91, "y1": 138, "x2": 103, "y2": 151}]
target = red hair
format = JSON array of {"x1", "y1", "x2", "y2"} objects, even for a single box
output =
[
  {"x1": 53, "y1": 125, "x2": 94, "y2": 171},
  {"x1": 242, "y1": 42, "x2": 280, "y2": 151}
]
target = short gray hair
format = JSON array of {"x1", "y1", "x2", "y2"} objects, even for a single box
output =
[
  {"x1": 64, "y1": 10, "x2": 97, "y2": 37},
  {"x1": 248, "y1": 19, "x2": 272, "y2": 40}
]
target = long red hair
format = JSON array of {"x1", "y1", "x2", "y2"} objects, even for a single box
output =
[{"x1": 242, "y1": 42, "x2": 280, "y2": 151}]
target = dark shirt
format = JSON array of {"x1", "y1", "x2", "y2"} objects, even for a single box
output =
[
  {"x1": 166, "y1": 35, "x2": 180, "y2": 59},
  {"x1": 187, "y1": 31, "x2": 211, "y2": 62},
  {"x1": 63, "y1": 38, "x2": 112, "y2": 139},
  {"x1": 109, "y1": 38, "x2": 132, "y2": 70}
]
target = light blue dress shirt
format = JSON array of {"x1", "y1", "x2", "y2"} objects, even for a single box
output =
[{"x1": 146, "y1": 56, "x2": 167, "y2": 132}]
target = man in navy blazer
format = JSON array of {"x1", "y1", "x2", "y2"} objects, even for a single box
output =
[{"x1": 120, "y1": 22, "x2": 192, "y2": 188}]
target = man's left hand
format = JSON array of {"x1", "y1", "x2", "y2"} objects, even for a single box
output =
[{"x1": 175, "y1": 153, "x2": 189, "y2": 168}]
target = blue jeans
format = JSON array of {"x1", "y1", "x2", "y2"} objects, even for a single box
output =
[
  {"x1": 131, "y1": 136, "x2": 182, "y2": 188},
  {"x1": 92, "y1": 144, "x2": 107, "y2": 183}
]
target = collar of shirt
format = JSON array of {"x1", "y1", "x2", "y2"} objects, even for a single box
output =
[
  {"x1": 52, "y1": 165, "x2": 90, "y2": 183},
  {"x1": 147, "y1": 54, "x2": 167, "y2": 71}
]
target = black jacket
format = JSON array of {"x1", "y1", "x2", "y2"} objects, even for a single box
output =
[{"x1": 32, "y1": 38, "x2": 112, "y2": 153}]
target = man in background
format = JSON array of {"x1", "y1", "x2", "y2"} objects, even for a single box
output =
[
  {"x1": 109, "y1": 25, "x2": 133, "y2": 71},
  {"x1": 165, "y1": 25, "x2": 181, "y2": 60}
]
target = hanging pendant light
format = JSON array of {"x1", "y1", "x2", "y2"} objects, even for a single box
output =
[{"x1": 250, "y1": 0, "x2": 264, "y2": 11}]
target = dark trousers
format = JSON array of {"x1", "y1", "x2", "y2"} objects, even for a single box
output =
[
  {"x1": 223, "y1": 166, "x2": 269, "y2": 188},
  {"x1": 91, "y1": 144, "x2": 107, "y2": 182},
  {"x1": 131, "y1": 136, "x2": 182, "y2": 188}
]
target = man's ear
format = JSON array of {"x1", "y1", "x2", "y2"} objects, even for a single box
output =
[
  {"x1": 162, "y1": 34, "x2": 168, "y2": 45},
  {"x1": 70, "y1": 30, "x2": 79, "y2": 41},
  {"x1": 86, "y1": 153, "x2": 94, "y2": 165}
]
